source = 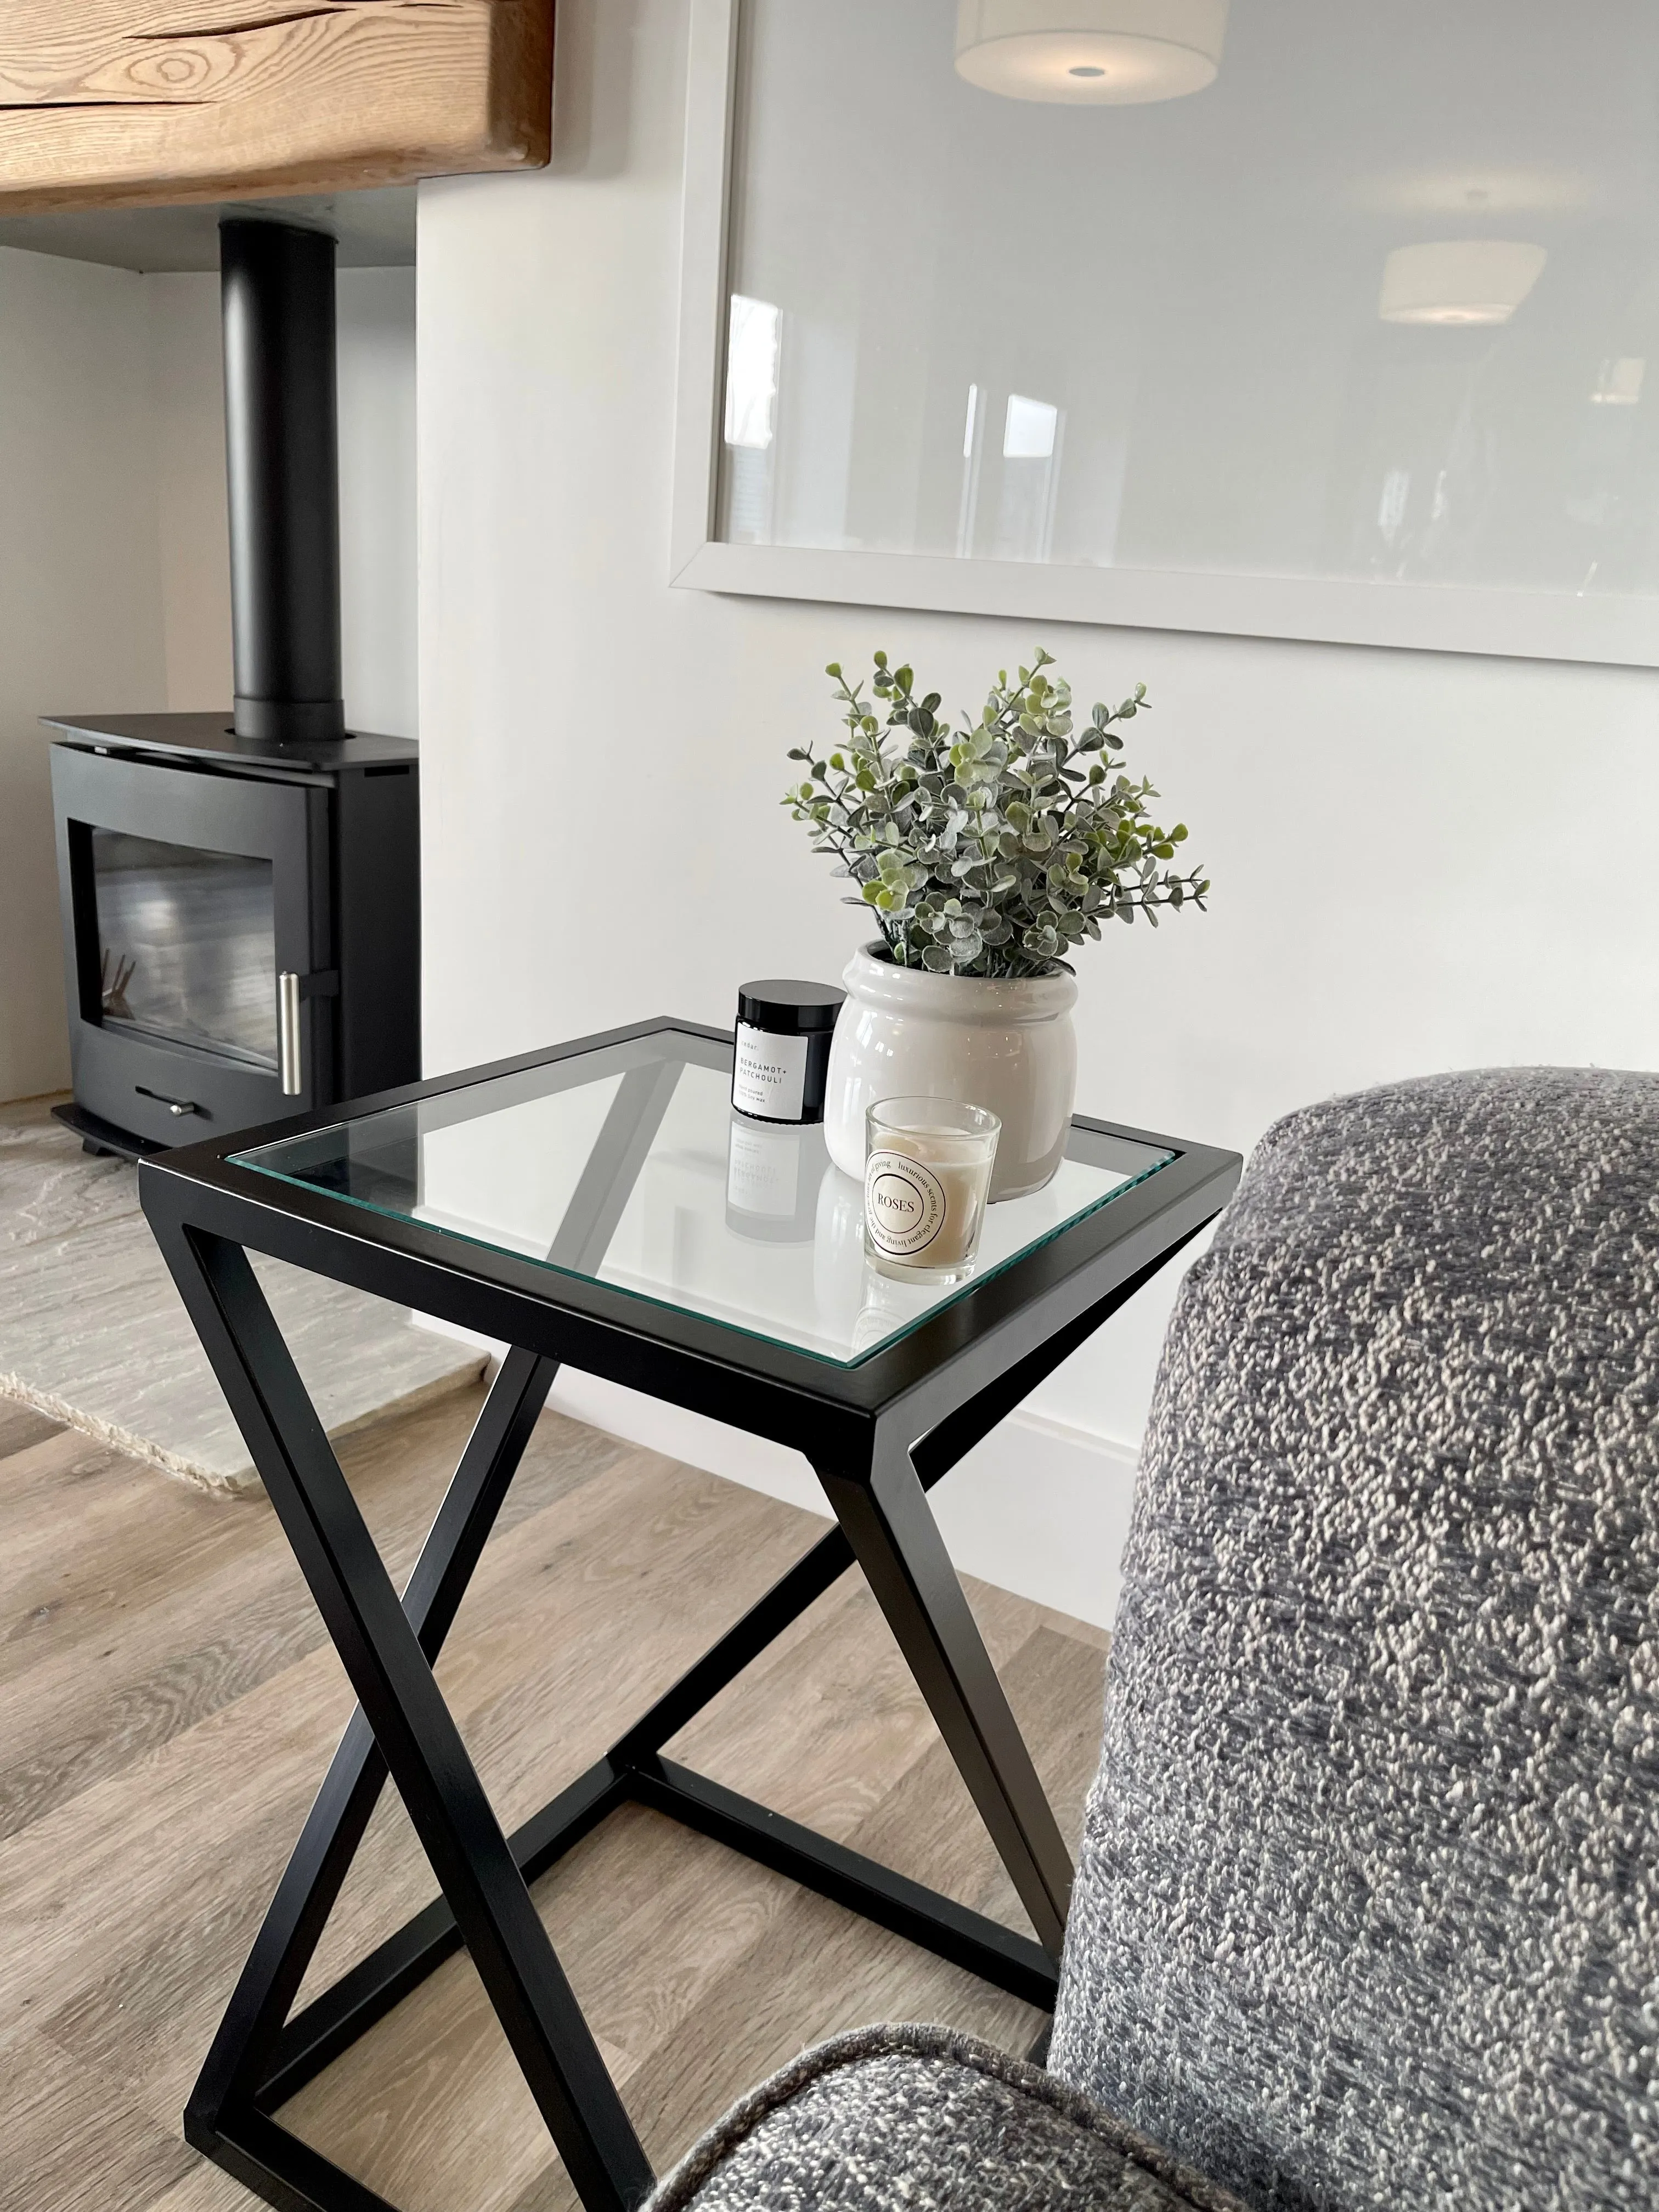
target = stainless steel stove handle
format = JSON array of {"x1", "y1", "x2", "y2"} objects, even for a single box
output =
[
  {"x1": 136, "y1": 1085, "x2": 199, "y2": 1119},
  {"x1": 278, "y1": 972, "x2": 303, "y2": 1097}
]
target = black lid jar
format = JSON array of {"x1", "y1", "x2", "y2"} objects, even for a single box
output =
[{"x1": 731, "y1": 978, "x2": 844, "y2": 1125}]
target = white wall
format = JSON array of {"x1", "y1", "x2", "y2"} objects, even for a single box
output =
[
  {"x1": 0, "y1": 249, "x2": 168, "y2": 1104},
  {"x1": 419, "y1": 3, "x2": 1658, "y2": 1621},
  {"x1": 148, "y1": 272, "x2": 233, "y2": 711},
  {"x1": 337, "y1": 269, "x2": 419, "y2": 740}
]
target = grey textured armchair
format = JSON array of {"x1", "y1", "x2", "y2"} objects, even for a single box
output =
[{"x1": 645, "y1": 1071, "x2": 1659, "y2": 2212}]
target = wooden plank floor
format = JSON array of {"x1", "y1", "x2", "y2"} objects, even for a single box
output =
[{"x1": 0, "y1": 1378, "x2": 1109, "y2": 2212}]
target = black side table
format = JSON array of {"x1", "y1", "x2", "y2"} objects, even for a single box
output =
[{"x1": 140, "y1": 1018, "x2": 1240, "y2": 2212}]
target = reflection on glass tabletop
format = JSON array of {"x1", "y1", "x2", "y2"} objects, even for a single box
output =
[{"x1": 230, "y1": 1029, "x2": 1175, "y2": 1367}]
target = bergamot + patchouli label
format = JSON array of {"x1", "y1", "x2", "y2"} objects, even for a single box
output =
[{"x1": 731, "y1": 1022, "x2": 810, "y2": 1121}]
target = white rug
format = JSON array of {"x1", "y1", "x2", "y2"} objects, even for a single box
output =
[{"x1": 0, "y1": 1097, "x2": 488, "y2": 1494}]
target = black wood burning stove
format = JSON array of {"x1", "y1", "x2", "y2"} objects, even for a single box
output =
[
  {"x1": 48, "y1": 713, "x2": 417, "y2": 1154},
  {"x1": 47, "y1": 219, "x2": 419, "y2": 1160}
]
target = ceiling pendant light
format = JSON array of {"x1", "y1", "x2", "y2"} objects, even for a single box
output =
[
  {"x1": 1378, "y1": 241, "x2": 1548, "y2": 327},
  {"x1": 954, "y1": 0, "x2": 1229, "y2": 105}
]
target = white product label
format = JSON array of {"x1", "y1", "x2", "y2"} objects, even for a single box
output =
[
  {"x1": 865, "y1": 1149, "x2": 949, "y2": 1259},
  {"x1": 726, "y1": 1119, "x2": 802, "y2": 1216},
  {"x1": 731, "y1": 1022, "x2": 810, "y2": 1121}
]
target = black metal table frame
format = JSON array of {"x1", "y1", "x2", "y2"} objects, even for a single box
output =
[{"x1": 139, "y1": 1018, "x2": 1241, "y2": 2212}]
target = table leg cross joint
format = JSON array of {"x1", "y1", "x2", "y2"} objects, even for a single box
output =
[{"x1": 161, "y1": 1229, "x2": 1073, "y2": 2212}]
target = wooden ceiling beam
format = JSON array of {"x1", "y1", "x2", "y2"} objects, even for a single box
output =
[{"x1": 0, "y1": 1, "x2": 554, "y2": 214}]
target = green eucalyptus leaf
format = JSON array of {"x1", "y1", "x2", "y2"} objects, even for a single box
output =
[{"x1": 787, "y1": 654, "x2": 1201, "y2": 974}]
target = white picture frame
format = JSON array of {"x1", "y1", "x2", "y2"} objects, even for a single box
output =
[{"x1": 669, "y1": 0, "x2": 1659, "y2": 669}]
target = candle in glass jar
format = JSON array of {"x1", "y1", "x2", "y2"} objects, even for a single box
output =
[{"x1": 864, "y1": 1097, "x2": 1001, "y2": 1284}]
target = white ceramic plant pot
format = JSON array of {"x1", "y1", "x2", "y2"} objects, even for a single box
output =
[{"x1": 824, "y1": 944, "x2": 1079, "y2": 1202}]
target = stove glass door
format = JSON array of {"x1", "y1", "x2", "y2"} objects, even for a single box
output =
[{"x1": 89, "y1": 827, "x2": 279, "y2": 1069}]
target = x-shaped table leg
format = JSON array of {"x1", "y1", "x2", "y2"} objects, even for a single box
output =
[
  {"x1": 165, "y1": 1227, "x2": 654, "y2": 2212},
  {"x1": 153, "y1": 1203, "x2": 1170, "y2": 2211}
]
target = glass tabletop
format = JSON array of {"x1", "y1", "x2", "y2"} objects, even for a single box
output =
[{"x1": 230, "y1": 1030, "x2": 1176, "y2": 1367}]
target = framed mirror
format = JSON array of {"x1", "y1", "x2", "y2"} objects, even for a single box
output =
[{"x1": 672, "y1": 0, "x2": 1659, "y2": 665}]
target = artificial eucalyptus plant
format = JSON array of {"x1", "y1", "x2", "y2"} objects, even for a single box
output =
[{"x1": 784, "y1": 648, "x2": 1210, "y2": 979}]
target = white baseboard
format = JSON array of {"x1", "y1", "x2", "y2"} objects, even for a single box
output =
[{"x1": 414, "y1": 1314, "x2": 1138, "y2": 1632}]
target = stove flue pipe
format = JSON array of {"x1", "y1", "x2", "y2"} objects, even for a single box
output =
[{"x1": 219, "y1": 218, "x2": 345, "y2": 745}]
